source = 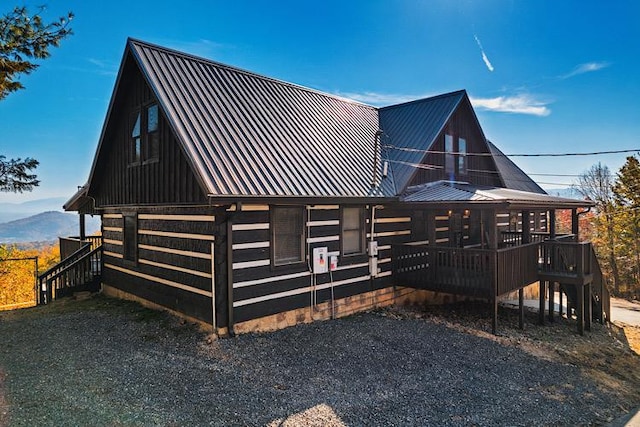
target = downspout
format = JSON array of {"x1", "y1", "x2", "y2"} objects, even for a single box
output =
[{"x1": 226, "y1": 203, "x2": 240, "y2": 337}]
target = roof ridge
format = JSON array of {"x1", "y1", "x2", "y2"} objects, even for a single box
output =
[
  {"x1": 378, "y1": 90, "x2": 467, "y2": 111},
  {"x1": 127, "y1": 37, "x2": 379, "y2": 112}
]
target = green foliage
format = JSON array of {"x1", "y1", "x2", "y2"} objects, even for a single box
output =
[
  {"x1": 0, "y1": 154, "x2": 39, "y2": 192},
  {"x1": 582, "y1": 156, "x2": 640, "y2": 297},
  {"x1": 0, "y1": 5, "x2": 73, "y2": 99}
]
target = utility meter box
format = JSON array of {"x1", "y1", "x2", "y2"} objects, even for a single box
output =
[
  {"x1": 368, "y1": 240, "x2": 378, "y2": 257},
  {"x1": 312, "y1": 247, "x2": 328, "y2": 274},
  {"x1": 329, "y1": 255, "x2": 338, "y2": 271}
]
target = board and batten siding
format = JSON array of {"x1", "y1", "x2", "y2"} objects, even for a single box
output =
[
  {"x1": 101, "y1": 207, "x2": 215, "y2": 323},
  {"x1": 231, "y1": 205, "x2": 412, "y2": 323},
  {"x1": 91, "y1": 55, "x2": 207, "y2": 207}
]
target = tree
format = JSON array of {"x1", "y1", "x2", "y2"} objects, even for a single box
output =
[
  {"x1": 612, "y1": 155, "x2": 640, "y2": 297},
  {"x1": 1, "y1": 6, "x2": 73, "y2": 100},
  {"x1": 575, "y1": 163, "x2": 621, "y2": 293},
  {"x1": 0, "y1": 155, "x2": 39, "y2": 192},
  {"x1": 1, "y1": 6, "x2": 73, "y2": 192}
]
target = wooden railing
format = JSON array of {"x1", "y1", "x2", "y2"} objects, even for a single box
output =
[
  {"x1": 539, "y1": 241, "x2": 592, "y2": 284},
  {"x1": 59, "y1": 235, "x2": 102, "y2": 260},
  {"x1": 393, "y1": 243, "x2": 542, "y2": 299},
  {"x1": 38, "y1": 245, "x2": 102, "y2": 304},
  {"x1": 496, "y1": 242, "x2": 540, "y2": 295},
  {"x1": 500, "y1": 232, "x2": 576, "y2": 247}
]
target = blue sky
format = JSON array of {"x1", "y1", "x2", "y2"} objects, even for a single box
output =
[{"x1": 1, "y1": 0, "x2": 639, "y2": 203}]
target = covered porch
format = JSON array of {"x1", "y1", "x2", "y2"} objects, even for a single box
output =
[{"x1": 393, "y1": 181, "x2": 607, "y2": 334}]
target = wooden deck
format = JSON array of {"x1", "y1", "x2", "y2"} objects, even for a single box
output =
[{"x1": 392, "y1": 237, "x2": 609, "y2": 334}]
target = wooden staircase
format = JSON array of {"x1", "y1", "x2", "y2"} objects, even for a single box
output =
[
  {"x1": 539, "y1": 240, "x2": 610, "y2": 334},
  {"x1": 37, "y1": 243, "x2": 103, "y2": 304}
]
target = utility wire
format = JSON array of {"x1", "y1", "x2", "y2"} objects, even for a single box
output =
[{"x1": 383, "y1": 145, "x2": 640, "y2": 158}]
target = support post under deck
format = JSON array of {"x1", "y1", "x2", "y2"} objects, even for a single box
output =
[
  {"x1": 518, "y1": 288, "x2": 524, "y2": 329},
  {"x1": 538, "y1": 281, "x2": 546, "y2": 325}
]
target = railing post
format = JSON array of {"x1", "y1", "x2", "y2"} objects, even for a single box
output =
[{"x1": 492, "y1": 251, "x2": 498, "y2": 334}]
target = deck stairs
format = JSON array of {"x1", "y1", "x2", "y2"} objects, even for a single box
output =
[{"x1": 37, "y1": 243, "x2": 103, "y2": 304}]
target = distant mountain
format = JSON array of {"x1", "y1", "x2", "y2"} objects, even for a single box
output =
[
  {"x1": 0, "y1": 211, "x2": 100, "y2": 244},
  {"x1": 0, "y1": 197, "x2": 68, "y2": 223}
]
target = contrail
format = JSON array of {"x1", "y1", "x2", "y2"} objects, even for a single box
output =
[{"x1": 474, "y1": 34, "x2": 494, "y2": 72}]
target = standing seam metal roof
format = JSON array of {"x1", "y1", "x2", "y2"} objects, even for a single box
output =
[{"x1": 131, "y1": 39, "x2": 394, "y2": 198}]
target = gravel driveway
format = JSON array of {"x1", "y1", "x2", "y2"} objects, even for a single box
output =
[{"x1": 0, "y1": 296, "x2": 636, "y2": 426}]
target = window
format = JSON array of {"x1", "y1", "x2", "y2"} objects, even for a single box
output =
[
  {"x1": 272, "y1": 207, "x2": 305, "y2": 265},
  {"x1": 123, "y1": 213, "x2": 138, "y2": 263},
  {"x1": 131, "y1": 113, "x2": 141, "y2": 164},
  {"x1": 458, "y1": 138, "x2": 467, "y2": 175},
  {"x1": 444, "y1": 133, "x2": 467, "y2": 178},
  {"x1": 130, "y1": 103, "x2": 160, "y2": 164},
  {"x1": 147, "y1": 104, "x2": 159, "y2": 161},
  {"x1": 444, "y1": 134, "x2": 455, "y2": 177},
  {"x1": 342, "y1": 207, "x2": 364, "y2": 256}
]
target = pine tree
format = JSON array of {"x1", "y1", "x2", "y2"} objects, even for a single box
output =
[
  {"x1": 612, "y1": 155, "x2": 640, "y2": 296},
  {"x1": 0, "y1": 6, "x2": 73, "y2": 99},
  {"x1": 0, "y1": 6, "x2": 73, "y2": 192}
]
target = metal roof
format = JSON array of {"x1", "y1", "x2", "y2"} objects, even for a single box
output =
[
  {"x1": 402, "y1": 181, "x2": 593, "y2": 209},
  {"x1": 129, "y1": 39, "x2": 395, "y2": 199},
  {"x1": 378, "y1": 91, "x2": 465, "y2": 193},
  {"x1": 75, "y1": 38, "x2": 584, "y2": 210},
  {"x1": 487, "y1": 140, "x2": 546, "y2": 194}
]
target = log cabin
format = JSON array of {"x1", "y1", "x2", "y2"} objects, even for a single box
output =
[{"x1": 57, "y1": 38, "x2": 608, "y2": 336}]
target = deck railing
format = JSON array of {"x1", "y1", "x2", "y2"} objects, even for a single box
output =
[
  {"x1": 38, "y1": 245, "x2": 102, "y2": 304},
  {"x1": 539, "y1": 241, "x2": 592, "y2": 283},
  {"x1": 59, "y1": 235, "x2": 103, "y2": 260},
  {"x1": 496, "y1": 242, "x2": 540, "y2": 295},
  {"x1": 500, "y1": 232, "x2": 576, "y2": 247}
]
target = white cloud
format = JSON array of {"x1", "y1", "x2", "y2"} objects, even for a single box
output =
[
  {"x1": 470, "y1": 94, "x2": 551, "y2": 116},
  {"x1": 474, "y1": 34, "x2": 494, "y2": 72},
  {"x1": 561, "y1": 62, "x2": 610, "y2": 79}
]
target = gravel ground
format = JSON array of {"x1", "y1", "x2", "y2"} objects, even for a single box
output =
[{"x1": 1, "y1": 295, "x2": 639, "y2": 426}]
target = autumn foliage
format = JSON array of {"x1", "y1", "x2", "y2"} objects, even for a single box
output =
[{"x1": 0, "y1": 244, "x2": 59, "y2": 310}]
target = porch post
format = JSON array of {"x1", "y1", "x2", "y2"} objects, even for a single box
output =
[
  {"x1": 521, "y1": 210, "x2": 531, "y2": 244},
  {"x1": 585, "y1": 282, "x2": 592, "y2": 332},
  {"x1": 571, "y1": 208, "x2": 579, "y2": 237},
  {"x1": 490, "y1": 209, "x2": 499, "y2": 334},
  {"x1": 427, "y1": 211, "x2": 436, "y2": 246},
  {"x1": 548, "y1": 281, "x2": 555, "y2": 322},
  {"x1": 79, "y1": 213, "x2": 86, "y2": 241},
  {"x1": 539, "y1": 281, "x2": 546, "y2": 325},
  {"x1": 549, "y1": 210, "x2": 556, "y2": 239},
  {"x1": 576, "y1": 283, "x2": 584, "y2": 335},
  {"x1": 518, "y1": 288, "x2": 524, "y2": 329}
]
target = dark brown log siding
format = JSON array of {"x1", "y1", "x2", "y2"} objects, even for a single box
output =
[
  {"x1": 232, "y1": 205, "x2": 411, "y2": 323},
  {"x1": 91, "y1": 54, "x2": 206, "y2": 207},
  {"x1": 101, "y1": 207, "x2": 215, "y2": 323}
]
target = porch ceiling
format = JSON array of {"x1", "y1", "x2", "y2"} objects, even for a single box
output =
[{"x1": 400, "y1": 180, "x2": 593, "y2": 210}]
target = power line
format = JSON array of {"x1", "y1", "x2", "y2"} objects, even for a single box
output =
[{"x1": 383, "y1": 144, "x2": 640, "y2": 158}]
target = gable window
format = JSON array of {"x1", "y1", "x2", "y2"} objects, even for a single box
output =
[
  {"x1": 342, "y1": 207, "x2": 364, "y2": 256},
  {"x1": 131, "y1": 113, "x2": 141, "y2": 164},
  {"x1": 130, "y1": 103, "x2": 160, "y2": 165},
  {"x1": 444, "y1": 134, "x2": 455, "y2": 177},
  {"x1": 123, "y1": 213, "x2": 138, "y2": 263},
  {"x1": 272, "y1": 206, "x2": 305, "y2": 265},
  {"x1": 444, "y1": 133, "x2": 467, "y2": 178},
  {"x1": 458, "y1": 138, "x2": 467, "y2": 175}
]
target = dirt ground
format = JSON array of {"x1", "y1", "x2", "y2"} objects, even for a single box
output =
[
  {"x1": 1, "y1": 296, "x2": 639, "y2": 425},
  {"x1": 397, "y1": 301, "x2": 640, "y2": 418}
]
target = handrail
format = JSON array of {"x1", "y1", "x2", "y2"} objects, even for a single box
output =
[
  {"x1": 38, "y1": 243, "x2": 90, "y2": 279},
  {"x1": 38, "y1": 245, "x2": 102, "y2": 304}
]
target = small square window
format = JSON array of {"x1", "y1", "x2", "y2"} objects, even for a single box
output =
[
  {"x1": 342, "y1": 207, "x2": 364, "y2": 256},
  {"x1": 272, "y1": 207, "x2": 305, "y2": 265}
]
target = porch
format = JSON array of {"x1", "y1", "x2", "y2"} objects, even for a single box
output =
[{"x1": 392, "y1": 232, "x2": 610, "y2": 334}]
